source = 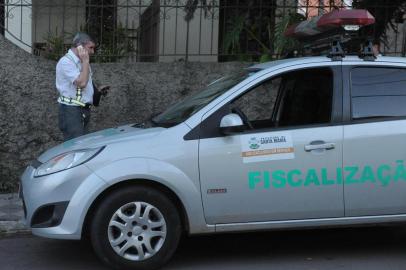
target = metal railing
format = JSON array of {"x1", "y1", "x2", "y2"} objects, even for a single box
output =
[{"x1": 0, "y1": 0, "x2": 405, "y2": 62}]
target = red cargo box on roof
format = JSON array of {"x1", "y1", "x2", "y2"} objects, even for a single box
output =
[
  {"x1": 317, "y1": 9, "x2": 375, "y2": 29},
  {"x1": 285, "y1": 9, "x2": 375, "y2": 39}
]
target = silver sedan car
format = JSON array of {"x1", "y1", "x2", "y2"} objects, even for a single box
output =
[{"x1": 21, "y1": 56, "x2": 406, "y2": 269}]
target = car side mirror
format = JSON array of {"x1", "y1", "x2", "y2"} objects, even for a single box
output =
[{"x1": 219, "y1": 113, "x2": 246, "y2": 135}]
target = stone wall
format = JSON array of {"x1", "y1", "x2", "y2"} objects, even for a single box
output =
[{"x1": 0, "y1": 35, "x2": 249, "y2": 192}]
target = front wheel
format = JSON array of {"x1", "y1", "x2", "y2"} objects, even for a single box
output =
[{"x1": 90, "y1": 186, "x2": 182, "y2": 270}]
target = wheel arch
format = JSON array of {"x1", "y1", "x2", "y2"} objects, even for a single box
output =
[{"x1": 82, "y1": 179, "x2": 190, "y2": 239}]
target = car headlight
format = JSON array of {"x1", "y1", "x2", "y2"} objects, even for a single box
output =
[{"x1": 34, "y1": 147, "x2": 105, "y2": 177}]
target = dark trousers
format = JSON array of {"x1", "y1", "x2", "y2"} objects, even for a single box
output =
[{"x1": 58, "y1": 104, "x2": 91, "y2": 141}]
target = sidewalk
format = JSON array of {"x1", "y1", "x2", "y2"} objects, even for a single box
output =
[{"x1": 0, "y1": 193, "x2": 29, "y2": 235}]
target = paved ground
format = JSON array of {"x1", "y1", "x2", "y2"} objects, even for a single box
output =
[
  {"x1": 1, "y1": 226, "x2": 406, "y2": 269},
  {"x1": 2, "y1": 193, "x2": 406, "y2": 269}
]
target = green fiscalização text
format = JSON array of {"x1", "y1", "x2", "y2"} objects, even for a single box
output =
[{"x1": 248, "y1": 160, "x2": 406, "y2": 189}]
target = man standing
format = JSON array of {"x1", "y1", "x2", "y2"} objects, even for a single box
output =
[{"x1": 56, "y1": 32, "x2": 109, "y2": 141}]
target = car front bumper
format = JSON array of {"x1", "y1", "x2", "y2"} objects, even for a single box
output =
[{"x1": 20, "y1": 163, "x2": 108, "y2": 239}]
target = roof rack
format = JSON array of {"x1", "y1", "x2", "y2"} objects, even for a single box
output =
[
  {"x1": 328, "y1": 40, "x2": 345, "y2": 61},
  {"x1": 359, "y1": 40, "x2": 376, "y2": 61},
  {"x1": 285, "y1": 9, "x2": 376, "y2": 61},
  {"x1": 326, "y1": 35, "x2": 377, "y2": 61}
]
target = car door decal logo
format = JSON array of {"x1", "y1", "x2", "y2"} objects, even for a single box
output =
[
  {"x1": 248, "y1": 137, "x2": 260, "y2": 149},
  {"x1": 241, "y1": 132, "x2": 294, "y2": 163}
]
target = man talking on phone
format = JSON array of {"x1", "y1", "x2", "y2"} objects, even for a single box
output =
[{"x1": 56, "y1": 32, "x2": 110, "y2": 141}]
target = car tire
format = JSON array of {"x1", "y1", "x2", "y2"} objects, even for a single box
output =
[{"x1": 90, "y1": 185, "x2": 182, "y2": 270}]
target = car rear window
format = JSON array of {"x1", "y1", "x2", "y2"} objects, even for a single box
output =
[{"x1": 351, "y1": 67, "x2": 406, "y2": 120}]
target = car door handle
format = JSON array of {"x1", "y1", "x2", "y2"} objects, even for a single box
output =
[{"x1": 304, "y1": 141, "x2": 335, "y2": 152}]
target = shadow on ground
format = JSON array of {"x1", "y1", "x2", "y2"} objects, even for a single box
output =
[{"x1": 1, "y1": 226, "x2": 406, "y2": 270}]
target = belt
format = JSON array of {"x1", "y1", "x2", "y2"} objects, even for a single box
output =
[{"x1": 60, "y1": 102, "x2": 92, "y2": 109}]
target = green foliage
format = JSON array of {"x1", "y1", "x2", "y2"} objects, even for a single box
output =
[
  {"x1": 41, "y1": 23, "x2": 134, "y2": 63},
  {"x1": 42, "y1": 28, "x2": 67, "y2": 61},
  {"x1": 222, "y1": 12, "x2": 303, "y2": 62},
  {"x1": 222, "y1": 16, "x2": 245, "y2": 57},
  {"x1": 259, "y1": 54, "x2": 272, "y2": 63},
  {"x1": 273, "y1": 13, "x2": 304, "y2": 59},
  {"x1": 186, "y1": 0, "x2": 406, "y2": 60},
  {"x1": 92, "y1": 23, "x2": 135, "y2": 63}
]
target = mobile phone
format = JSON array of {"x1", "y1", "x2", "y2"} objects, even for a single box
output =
[{"x1": 77, "y1": 45, "x2": 84, "y2": 50}]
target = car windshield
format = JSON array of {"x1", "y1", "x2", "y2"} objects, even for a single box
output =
[{"x1": 152, "y1": 70, "x2": 255, "y2": 127}]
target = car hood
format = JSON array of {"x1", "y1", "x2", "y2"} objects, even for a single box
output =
[{"x1": 37, "y1": 124, "x2": 165, "y2": 162}]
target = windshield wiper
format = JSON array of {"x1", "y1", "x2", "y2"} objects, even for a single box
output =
[
  {"x1": 130, "y1": 112, "x2": 164, "y2": 128},
  {"x1": 132, "y1": 123, "x2": 146, "y2": 128}
]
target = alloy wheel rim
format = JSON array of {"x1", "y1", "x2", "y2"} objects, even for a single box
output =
[{"x1": 107, "y1": 201, "x2": 167, "y2": 261}]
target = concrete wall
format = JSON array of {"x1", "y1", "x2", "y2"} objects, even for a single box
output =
[{"x1": 0, "y1": 34, "x2": 249, "y2": 192}]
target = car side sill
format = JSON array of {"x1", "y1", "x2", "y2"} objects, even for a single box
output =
[{"x1": 215, "y1": 214, "x2": 406, "y2": 233}]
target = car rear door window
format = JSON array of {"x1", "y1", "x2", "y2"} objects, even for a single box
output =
[{"x1": 351, "y1": 67, "x2": 406, "y2": 119}]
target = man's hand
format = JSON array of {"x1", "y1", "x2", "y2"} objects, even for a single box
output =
[
  {"x1": 77, "y1": 45, "x2": 89, "y2": 63},
  {"x1": 99, "y1": 85, "x2": 110, "y2": 96}
]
